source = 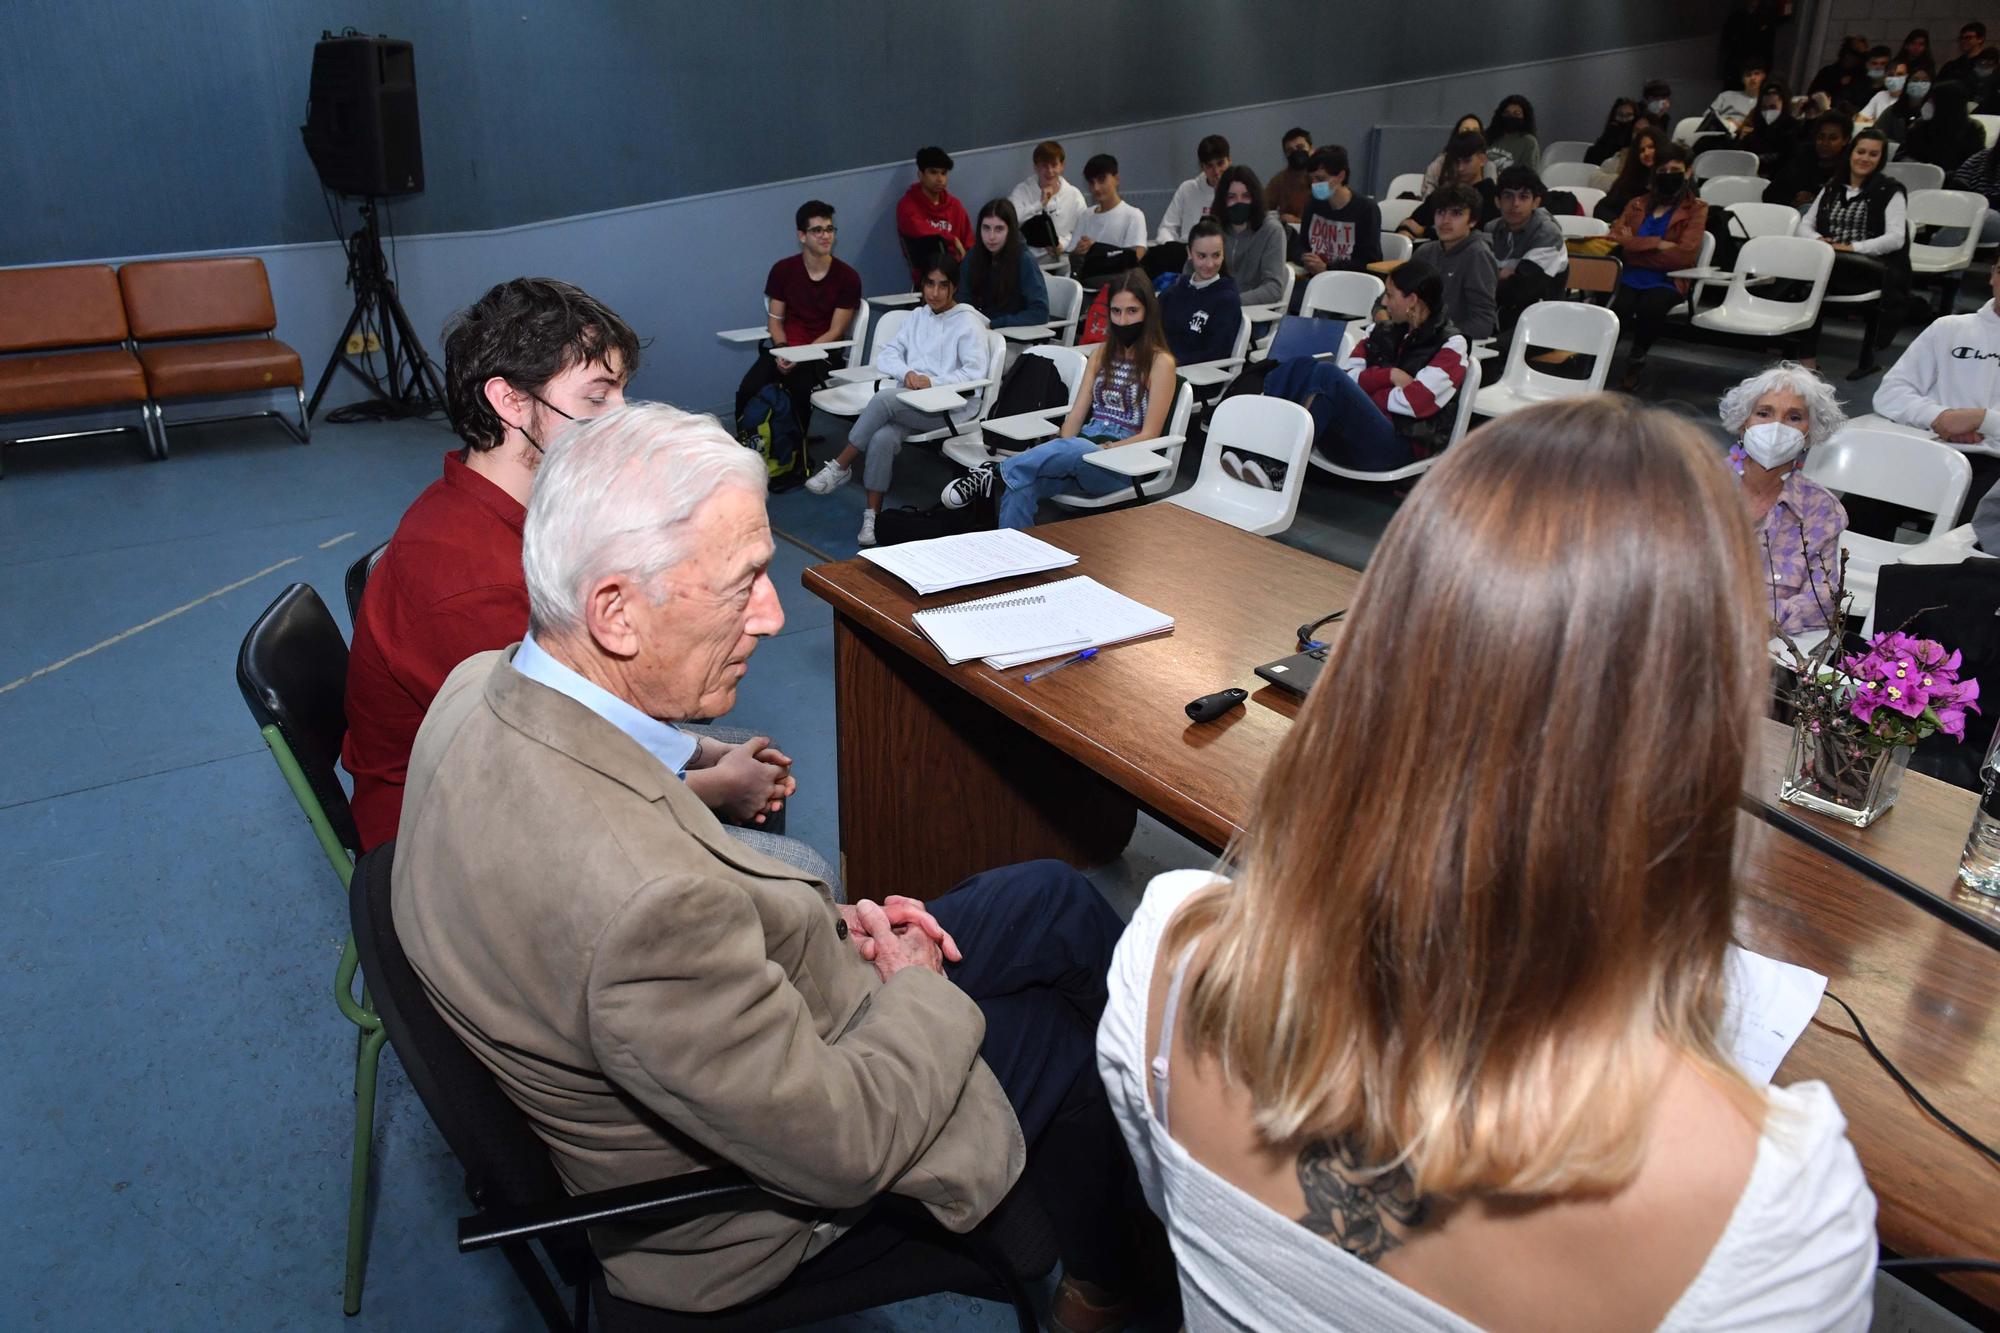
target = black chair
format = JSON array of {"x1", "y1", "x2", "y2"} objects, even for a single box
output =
[
  {"x1": 349, "y1": 844, "x2": 1055, "y2": 1332},
  {"x1": 236, "y1": 582, "x2": 385, "y2": 1313},
  {"x1": 345, "y1": 539, "x2": 389, "y2": 623}
]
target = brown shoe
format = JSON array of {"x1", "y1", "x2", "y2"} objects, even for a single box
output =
[{"x1": 1047, "y1": 1276, "x2": 1137, "y2": 1333}]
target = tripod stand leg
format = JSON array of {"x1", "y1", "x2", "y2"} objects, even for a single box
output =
[{"x1": 309, "y1": 304, "x2": 368, "y2": 420}]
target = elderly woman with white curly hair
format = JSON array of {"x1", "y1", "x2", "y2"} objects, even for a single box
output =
[{"x1": 1717, "y1": 361, "x2": 1850, "y2": 635}]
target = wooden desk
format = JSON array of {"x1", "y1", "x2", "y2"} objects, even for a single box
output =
[
  {"x1": 1746, "y1": 718, "x2": 2000, "y2": 939},
  {"x1": 803, "y1": 505, "x2": 1352, "y2": 894},
  {"x1": 804, "y1": 505, "x2": 1999, "y2": 1305}
]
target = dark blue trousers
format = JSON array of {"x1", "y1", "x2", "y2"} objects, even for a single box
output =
[{"x1": 929, "y1": 859, "x2": 1136, "y2": 1287}]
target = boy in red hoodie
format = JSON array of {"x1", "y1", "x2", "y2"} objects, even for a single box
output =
[{"x1": 896, "y1": 145, "x2": 972, "y2": 286}]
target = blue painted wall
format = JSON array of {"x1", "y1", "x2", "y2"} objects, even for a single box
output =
[{"x1": 4, "y1": 0, "x2": 1730, "y2": 263}]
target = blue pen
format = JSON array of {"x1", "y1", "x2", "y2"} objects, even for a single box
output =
[{"x1": 1023, "y1": 647, "x2": 1098, "y2": 683}]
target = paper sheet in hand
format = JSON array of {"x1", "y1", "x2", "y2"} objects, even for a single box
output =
[
  {"x1": 982, "y1": 575, "x2": 1175, "y2": 668},
  {"x1": 859, "y1": 528, "x2": 1078, "y2": 595},
  {"x1": 1719, "y1": 945, "x2": 1828, "y2": 1085},
  {"x1": 911, "y1": 590, "x2": 1090, "y2": 666}
]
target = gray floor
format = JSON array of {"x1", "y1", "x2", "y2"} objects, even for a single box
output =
[{"x1": 0, "y1": 288, "x2": 1985, "y2": 1329}]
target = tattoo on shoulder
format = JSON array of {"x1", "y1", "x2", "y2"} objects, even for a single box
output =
[{"x1": 1294, "y1": 1138, "x2": 1429, "y2": 1263}]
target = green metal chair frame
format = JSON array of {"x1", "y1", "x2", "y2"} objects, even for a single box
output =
[{"x1": 238, "y1": 584, "x2": 384, "y2": 1316}]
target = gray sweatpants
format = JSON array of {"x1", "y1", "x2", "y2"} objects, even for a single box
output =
[{"x1": 848, "y1": 387, "x2": 949, "y2": 493}]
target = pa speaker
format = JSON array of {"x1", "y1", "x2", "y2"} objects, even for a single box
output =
[{"x1": 301, "y1": 33, "x2": 423, "y2": 197}]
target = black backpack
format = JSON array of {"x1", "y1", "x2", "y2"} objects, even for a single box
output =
[
  {"x1": 874, "y1": 491, "x2": 998, "y2": 546},
  {"x1": 988, "y1": 351, "x2": 1070, "y2": 422}
]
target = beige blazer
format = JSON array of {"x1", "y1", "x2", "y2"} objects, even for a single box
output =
[{"x1": 393, "y1": 649, "x2": 1024, "y2": 1311}]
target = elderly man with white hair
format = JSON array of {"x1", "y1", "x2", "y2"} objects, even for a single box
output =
[
  {"x1": 1717, "y1": 361, "x2": 1850, "y2": 635},
  {"x1": 391, "y1": 402, "x2": 1144, "y2": 1327}
]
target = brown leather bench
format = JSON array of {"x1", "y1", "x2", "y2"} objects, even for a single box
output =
[
  {"x1": 0, "y1": 264, "x2": 157, "y2": 477},
  {"x1": 119, "y1": 257, "x2": 309, "y2": 457}
]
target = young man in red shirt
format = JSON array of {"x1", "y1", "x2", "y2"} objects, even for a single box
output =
[
  {"x1": 343, "y1": 278, "x2": 799, "y2": 856},
  {"x1": 735, "y1": 199, "x2": 862, "y2": 437},
  {"x1": 895, "y1": 146, "x2": 971, "y2": 286}
]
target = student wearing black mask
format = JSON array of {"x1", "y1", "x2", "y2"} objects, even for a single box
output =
[
  {"x1": 1588, "y1": 98, "x2": 1640, "y2": 165},
  {"x1": 1267, "y1": 127, "x2": 1314, "y2": 224},
  {"x1": 944, "y1": 269, "x2": 1177, "y2": 527},
  {"x1": 1609, "y1": 145, "x2": 1706, "y2": 389},
  {"x1": 1210, "y1": 164, "x2": 1290, "y2": 305},
  {"x1": 1485, "y1": 95, "x2": 1541, "y2": 172}
]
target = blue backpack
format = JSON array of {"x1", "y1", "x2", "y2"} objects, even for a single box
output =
[{"x1": 736, "y1": 381, "x2": 807, "y2": 490}]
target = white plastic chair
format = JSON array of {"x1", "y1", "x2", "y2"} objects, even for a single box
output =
[
  {"x1": 1543, "y1": 162, "x2": 1600, "y2": 189},
  {"x1": 1556, "y1": 215, "x2": 1609, "y2": 239},
  {"x1": 1664, "y1": 232, "x2": 1720, "y2": 318},
  {"x1": 1245, "y1": 267, "x2": 1297, "y2": 358},
  {"x1": 1542, "y1": 140, "x2": 1593, "y2": 167},
  {"x1": 1726, "y1": 201, "x2": 1801, "y2": 238},
  {"x1": 717, "y1": 298, "x2": 870, "y2": 365},
  {"x1": 941, "y1": 343, "x2": 1089, "y2": 471},
  {"x1": 809, "y1": 308, "x2": 910, "y2": 417},
  {"x1": 1566, "y1": 186, "x2": 1606, "y2": 216},
  {"x1": 1165, "y1": 397, "x2": 1317, "y2": 536},
  {"x1": 1299, "y1": 271, "x2": 1384, "y2": 321},
  {"x1": 1693, "y1": 149, "x2": 1760, "y2": 180},
  {"x1": 1379, "y1": 231, "x2": 1413, "y2": 262},
  {"x1": 1672, "y1": 116, "x2": 1704, "y2": 147},
  {"x1": 898, "y1": 328, "x2": 1007, "y2": 446},
  {"x1": 1046, "y1": 276, "x2": 1085, "y2": 345},
  {"x1": 1973, "y1": 113, "x2": 2000, "y2": 148},
  {"x1": 1909, "y1": 190, "x2": 1988, "y2": 310},
  {"x1": 1059, "y1": 382, "x2": 1197, "y2": 510},
  {"x1": 1378, "y1": 198, "x2": 1421, "y2": 232},
  {"x1": 1689, "y1": 235, "x2": 1834, "y2": 340},
  {"x1": 1804, "y1": 427, "x2": 1974, "y2": 613},
  {"x1": 1884, "y1": 161, "x2": 1946, "y2": 193},
  {"x1": 1309, "y1": 355, "x2": 1483, "y2": 485},
  {"x1": 1699, "y1": 175, "x2": 1769, "y2": 207},
  {"x1": 1386, "y1": 172, "x2": 1427, "y2": 200},
  {"x1": 1471, "y1": 302, "x2": 1618, "y2": 418}
]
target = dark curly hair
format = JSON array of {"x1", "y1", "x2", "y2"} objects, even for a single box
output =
[{"x1": 442, "y1": 277, "x2": 641, "y2": 452}]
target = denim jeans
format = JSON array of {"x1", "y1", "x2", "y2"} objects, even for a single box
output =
[
  {"x1": 1263, "y1": 355, "x2": 1410, "y2": 472},
  {"x1": 997, "y1": 435, "x2": 1131, "y2": 529}
]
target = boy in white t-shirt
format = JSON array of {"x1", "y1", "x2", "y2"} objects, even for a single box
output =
[{"x1": 1070, "y1": 154, "x2": 1148, "y2": 282}]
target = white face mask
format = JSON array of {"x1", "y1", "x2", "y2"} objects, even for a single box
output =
[
  {"x1": 1908, "y1": 80, "x2": 1933, "y2": 100},
  {"x1": 1760, "y1": 107, "x2": 1781, "y2": 123},
  {"x1": 1886, "y1": 74, "x2": 1908, "y2": 93},
  {"x1": 1743, "y1": 421, "x2": 1807, "y2": 468}
]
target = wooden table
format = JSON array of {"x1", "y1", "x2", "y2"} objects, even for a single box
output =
[{"x1": 803, "y1": 505, "x2": 2000, "y2": 1305}]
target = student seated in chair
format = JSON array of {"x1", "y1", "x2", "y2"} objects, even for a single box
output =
[
  {"x1": 1069, "y1": 154, "x2": 1149, "y2": 281},
  {"x1": 941, "y1": 270, "x2": 1176, "y2": 528},
  {"x1": 396, "y1": 403, "x2": 1147, "y2": 1326},
  {"x1": 896, "y1": 145, "x2": 972, "y2": 287},
  {"x1": 1147, "y1": 134, "x2": 1231, "y2": 277},
  {"x1": 1204, "y1": 165, "x2": 1290, "y2": 307},
  {"x1": 1398, "y1": 132, "x2": 1499, "y2": 240},
  {"x1": 1007, "y1": 139, "x2": 1089, "y2": 269},
  {"x1": 1268, "y1": 126, "x2": 1315, "y2": 225},
  {"x1": 1414, "y1": 184, "x2": 1499, "y2": 343},
  {"x1": 959, "y1": 199, "x2": 1050, "y2": 329},
  {"x1": 735, "y1": 199, "x2": 861, "y2": 439},
  {"x1": 805, "y1": 255, "x2": 992, "y2": 547},
  {"x1": 1876, "y1": 261, "x2": 2000, "y2": 518},
  {"x1": 1259, "y1": 259, "x2": 1469, "y2": 477},
  {"x1": 344, "y1": 279, "x2": 806, "y2": 864},
  {"x1": 1796, "y1": 128, "x2": 1909, "y2": 380},
  {"x1": 1484, "y1": 166, "x2": 1567, "y2": 338},
  {"x1": 1609, "y1": 144, "x2": 1707, "y2": 389},
  {"x1": 1159, "y1": 220, "x2": 1243, "y2": 367},
  {"x1": 1296, "y1": 145, "x2": 1383, "y2": 282}
]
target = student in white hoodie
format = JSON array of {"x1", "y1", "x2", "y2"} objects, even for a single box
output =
[
  {"x1": 1875, "y1": 262, "x2": 2000, "y2": 520},
  {"x1": 804, "y1": 255, "x2": 992, "y2": 545}
]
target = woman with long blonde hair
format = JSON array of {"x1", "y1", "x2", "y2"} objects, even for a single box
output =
[{"x1": 1098, "y1": 396, "x2": 1876, "y2": 1331}]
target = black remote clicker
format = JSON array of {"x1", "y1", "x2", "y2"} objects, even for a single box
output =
[{"x1": 1185, "y1": 688, "x2": 1248, "y2": 723}]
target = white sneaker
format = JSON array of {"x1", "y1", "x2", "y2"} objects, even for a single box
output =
[
  {"x1": 805, "y1": 460, "x2": 851, "y2": 495},
  {"x1": 941, "y1": 461, "x2": 998, "y2": 509},
  {"x1": 857, "y1": 509, "x2": 878, "y2": 546},
  {"x1": 1219, "y1": 449, "x2": 1247, "y2": 483},
  {"x1": 1221, "y1": 449, "x2": 1277, "y2": 490}
]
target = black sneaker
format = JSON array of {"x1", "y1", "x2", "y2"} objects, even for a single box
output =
[{"x1": 941, "y1": 461, "x2": 999, "y2": 509}]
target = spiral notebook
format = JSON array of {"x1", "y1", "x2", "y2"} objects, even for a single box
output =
[
  {"x1": 912, "y1": 575, "x2": 1174, "y2": 669},
  {"x1": 911, "y1": 589, "x2": 1091, "y2": 665}
]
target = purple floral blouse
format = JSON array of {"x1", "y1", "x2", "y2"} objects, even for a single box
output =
[{"x1": 1732, "y1": 446, "x2": 1849, "y2": 636}]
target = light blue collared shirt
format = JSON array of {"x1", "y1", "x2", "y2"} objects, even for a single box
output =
[{"x1": 510, "y1": 633, "x2": 699, "y2": 779}]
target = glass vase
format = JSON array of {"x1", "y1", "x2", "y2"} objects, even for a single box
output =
[{"x1": 1779, "y1": 723, "x2": 1911, "y2": 828}]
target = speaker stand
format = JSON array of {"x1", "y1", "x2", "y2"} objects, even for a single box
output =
[{"x1": 307, "y1": 198, "x2": 445, "y2": 420}]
